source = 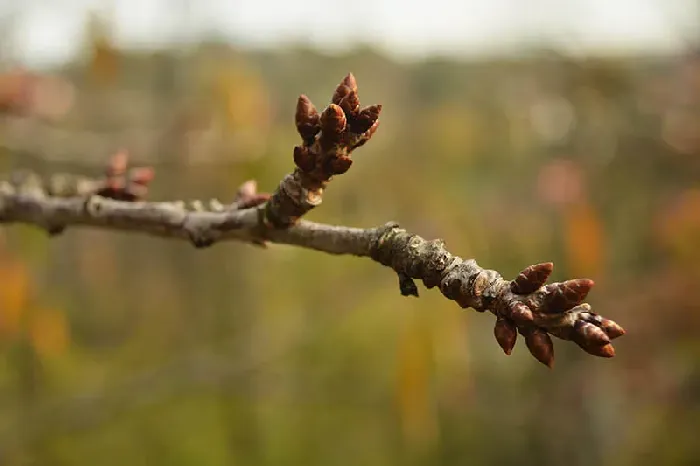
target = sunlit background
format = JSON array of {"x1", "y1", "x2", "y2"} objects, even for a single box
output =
[{"x1": 1, "y1": 1, "x2": 700, "y2": 465}]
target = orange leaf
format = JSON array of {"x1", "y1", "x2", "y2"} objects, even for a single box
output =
[{"x1": 563, "y1": 201, "x2": 605, "y2": 278}]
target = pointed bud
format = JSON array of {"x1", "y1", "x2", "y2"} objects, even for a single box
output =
[
  {"x1": 338, "y1": 90, "x2": 360, "y2": 117},
  {"x1": 351, "y1": 104, "x2": 382, "y2": 134},
  {"x1": 524, "y1": 329, "x2": 554, "y2": 368},
  {"x1": 545, "y1": 279, "x2": 594, "y2": 312},
  {"x1": 295, "y1": 95, "x2": 321, "y2": 142},
  {"x1": 510, "y1": 302, "x2": 534, "y2": 324},
  {"x1": 332, "y1": 84, "x2": 352, "y2": 105},
  {"x1": 494, "y1": 318, "x2": 517, "y2": 355},
  {"x1": 511, "y1": 262, "x2": 553, "y2": 295},
  {"x1": 600, "y1": 318, "x2": 626, "y2": 339},
  {"x1": 342, "y1": 73, "x2": 358, "y2": 93},
  {"x1": 293, "y1": 145, "x2": 315, "y2": 172},
  {"x1": 574, "y1": 320, "x2": 610, "y2": 346},
  {"x1": 577, "y1": 342, "x2": 616, "y2": 358},
  {"x1": 320, "y1": 104, "x2": 346, "y2": 143}
]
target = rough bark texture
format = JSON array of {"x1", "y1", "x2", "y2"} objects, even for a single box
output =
[{"x1": 0, "y1": 73, "x2": 625, "y2": 367}]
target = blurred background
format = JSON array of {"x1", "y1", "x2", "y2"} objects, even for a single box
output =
[{"x1": 1, "y1": 1, "x2": 700, "y2": 465}]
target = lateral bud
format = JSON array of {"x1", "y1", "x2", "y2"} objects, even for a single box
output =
[
  {"x1": 524, "y1": 328, "x2": 555, "y2": 368},
  {"x1": 295, "y1": 94, "x2": 321, "y2": 142},
  {"x1": 511, "y1": 262, "x2": 553, "y2": 295},
  {"x1": 494, "y1": 317, "x2": 517, "y2": 355}
]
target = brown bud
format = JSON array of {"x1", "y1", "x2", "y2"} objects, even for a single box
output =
[
  {"x1": 320, "y1": 104, "x2": 346, "y2": 140},
  {"x1": 350, "y1": 119, "x2": 381, "y2": 151},
  {"x1": 293, "y1": 145, "x2": 316, "y2": 172},
  {"x1": 332, "y1": 84, "x2": 352, "y2": 105},
  {"x1": 524, "y1": 329, "x2": 554, "y2": 368},
  {"x1": 545, "y1": 279, "x2": 594, "y2": 312},
  {"x1": 577, "y1": 342, "x2": 616, "y2": 358},
  {"x1": 574, "y1": 321, "x2": 610, "y2": 346},
  {"x1": 338, "y1": 90, "x2": 360, "y2": 117},
  {"x1": 351, "y1": 104, "x2": 382, "y2": 134},
  {"x1": 511, "y1": 262, "x2": 553, "y2": 295},
  {"x1": 494, "y1": 318, "x2": 517, "y2": 355},
  {"x1": 600, "y1": 318, "x2": 625, "y2": 339},
  {"x1": 329, "y1": 156, "x2": 353, "y2": 175},
  {"x1": 510, "y1": 302, "x2": 534, "y2": 323},
  {"x1": 342, "y1": 73, "x2": 358, "y2": 93},
  {"x1": 295, "y1": 95, "x2": 321, "y2": 142}
]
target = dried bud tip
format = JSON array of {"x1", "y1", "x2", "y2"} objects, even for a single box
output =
[
  {"x1": 342, "y1": 73, "x2": 358, "y2": 92},
  {"x1": 524, "y1": 329, "x2": 555, "y2": 368},
  {"x1": 494, "y1": 318, "x2": 517, "y2": 355},
  {"x1": 236, "y1": 180, "x2": 258, "y2": 200},
  {"x1": 511, "y1": 262, "x2": 554, "y2": 294},
  {"x1": 129, "y1": 167, "x2": 155, "y2": 185}
]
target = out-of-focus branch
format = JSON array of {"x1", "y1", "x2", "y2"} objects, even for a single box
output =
[{"x1": 0, "y1": 74, "x2": 625, "y2": 367}]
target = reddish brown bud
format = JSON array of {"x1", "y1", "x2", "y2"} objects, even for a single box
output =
[
  {"x1": 545, "y1": 279, "x2": 594, "y2": 312},
  {"x1": 524, "y1": 329, "x2": 554, "y2": 368},
  {"x1": 295, "y1": 94, "x2": 321, "y2": 142},
  {"x1": 600, "y1": 318, "x2": 625, "y2": 339},
  {"x1": 578, "y1": 342, "x2": 616, "y2": 358},
  {"x1": 320, "y1": 104, "x2": 346, "y2": 140},
  {"x1": 329, "y1": 156, "x2": 353, "y2": 175},
  {"x1": 574, "y1": 321, "x2": 610, "y2": 346},
  {"x1": 494, "y1": 318, "x2": 517, "y2": 355},
  {"x1": 338, "y1": 90, "x2": 360, "y2": 117},
  {"x1": 510, "y1": 302, "x2": 534, "y2": 323},
  {"x1": 293, "y1": 145, "x2": 315, "y2": 172},
  {"x1": 351, "y1": 104, "x2": 382, "y2": 133},
  {"x1": 342, "y1": 73, "x2": 358, "y2": 93},
  {"x1": 332, "y1": 84, "x2": 352, "y2": 105},
  {"x1": 350, "y1": 119, "x2": 381, "y2": 151},
  {"x1": 511, "y1": 262, "x2": 553, "y2": 295}
]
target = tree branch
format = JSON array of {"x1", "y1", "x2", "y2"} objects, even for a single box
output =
[{"x1": 0, "y1": 74, "x2": 625, "y2": 367}]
